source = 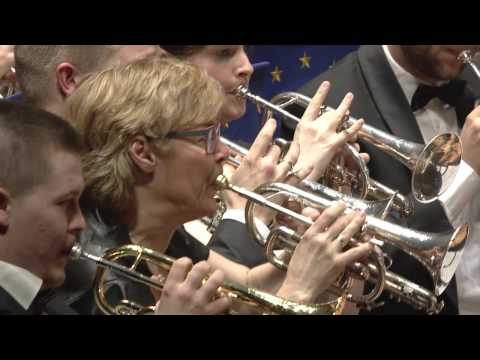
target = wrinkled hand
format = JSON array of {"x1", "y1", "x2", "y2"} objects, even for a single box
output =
[
  {"x1": 461, "y1": 105, "x2": 480, "y2": 175},
  {"x1": 276, "y1": 202, "x2": 371, "y2": 303},
  {"x1": 293, "y1": 81, "x2": 365, "y2": 181},
  {"x1": 154, "y1": 258, "x2": 231, "y2": 315}
]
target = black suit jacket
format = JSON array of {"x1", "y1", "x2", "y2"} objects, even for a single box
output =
[
  {"x1": 0, "y1": 287, "x2": 34, "y2": 315},
  {"x1": 0, "y1": 287, "x2": 78, "y2": 315},
  {"x1": 279, "y1": 45, "x2": 480, "y2": 315},
  {"x1": 209, "y1": 219, "x2": 267, "y2": 268}
]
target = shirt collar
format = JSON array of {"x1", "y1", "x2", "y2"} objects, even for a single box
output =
[
  {"x1": 0, "y1": 261, "x2": 43, "y2": 310},
  {"x1": 382, "y1": 45, "x2": 422, "y2": 106}
]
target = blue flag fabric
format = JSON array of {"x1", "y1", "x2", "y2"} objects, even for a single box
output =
[{"x1": 223, "y1": 45, "x2": 359, "y2": 144}]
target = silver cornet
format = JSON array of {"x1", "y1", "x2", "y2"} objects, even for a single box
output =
[
  {"x1": 458, "y1": 50, "x2": 480, "y2": 79},
  {"x1": 215, "y1": 174, "x2": 469, "y2": 314},
  {"x1": 235, "y1": 86, "x2": 463, "y2": 205},
  {"x1": 221, "y1": 136, "x2": 404, "y2": 219}
]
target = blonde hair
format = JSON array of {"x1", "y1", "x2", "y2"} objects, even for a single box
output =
[{"x1": 67, "y1": 55, "x2": 224, "y2": 214}]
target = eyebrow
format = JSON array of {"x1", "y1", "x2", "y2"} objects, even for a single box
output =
[{"x1": 54, "y1": 189, "x2": 83, "y2": 202}]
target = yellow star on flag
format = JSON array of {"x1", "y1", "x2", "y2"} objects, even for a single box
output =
[
  {"x1": 299, "y1": 52, "x2": 311, "y2": 69},
  {"x1": 271, "y1": 66, "x2": 283, "y2": 83}
]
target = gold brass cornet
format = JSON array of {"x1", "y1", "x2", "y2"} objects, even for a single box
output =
[
  {"x1": 215, "y1": 174, "x2": 469, "y2": 314},
  {"x1": 70, "y1": 243, "x2": 340, "y2": 315},
  {"x1": 235, "y1": 86, "x2": 463, "y2": 205}
]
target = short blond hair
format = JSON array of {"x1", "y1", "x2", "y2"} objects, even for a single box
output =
[
  {"x1": 15, "y1": 45, "x2": 118, "y2": 105},
  {"x1": 67, "y1": 55, "x2": 224, "y2": 214}
]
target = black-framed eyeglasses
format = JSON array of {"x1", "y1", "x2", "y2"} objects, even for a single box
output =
[{"x1": 166, "y1": 123, "x2": 222, "y2": 154}]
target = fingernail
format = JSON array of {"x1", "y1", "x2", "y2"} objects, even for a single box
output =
[
  {"x1": 321, "y1": 81, "x2": 330, "y2": 90},
  {"x1": 346, "y1": 93, "x2": 354, "y2": 100}
]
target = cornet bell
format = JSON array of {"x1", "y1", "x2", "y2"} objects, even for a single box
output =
[
  {"x1": 412, "y1": 133, "x2": 462, "y2": 203},
  {"x1": 433, "y1": 222, "x2": 469, "y2": 295}
]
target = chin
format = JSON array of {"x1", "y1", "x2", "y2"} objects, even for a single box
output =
[
  {"x1": 223, "y1": 100, "x2": 247, "y2": 122},
  {"x1": 439, "y1": 65, "x2": 463, "y2": 81},
  {"x1": 436, "y1": 56, "x2": 464, "y2": 80},
  {"x1": 45, "y1": 270, "x2": 66, "y2": 289}
]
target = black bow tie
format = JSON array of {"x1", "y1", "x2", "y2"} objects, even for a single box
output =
[{"x1": 411, "y1": 80, "x2": 467, "y2": 112}]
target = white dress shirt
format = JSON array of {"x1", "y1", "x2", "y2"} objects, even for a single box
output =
[
  {"x1": 183, "y1": 209, "x2": 271, "y2": 247},
  {"x1": 0, "y1": 260, "x2": 43, "y2": 310},
  {"x1": 223, "y1": 209, "x2": 271, "y2": 241},
  {"x1": 383, "y1": 45, "x2": 480, "y2": 314}
]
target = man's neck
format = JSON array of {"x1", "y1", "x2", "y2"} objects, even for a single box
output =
[{"x1": 40, "y1": 100, "x2": 68, "y2": 119}]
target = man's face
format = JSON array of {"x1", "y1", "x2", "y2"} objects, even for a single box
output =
[
  {"x1": 401, "y1": 45, "x2": 480, "y2": 83},
  {"x1": 107, "y1": 45, "x2": 164, "y2": 67},
  {"x1": 2, "y1": 150, "x2": 85, "y2": 288}
]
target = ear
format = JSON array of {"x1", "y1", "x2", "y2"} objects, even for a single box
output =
[
  {"x1": 0, "y1": 188, "x2": 10, "y2": 235},
  {"x1": 56, "y1": 62, "x2": 81, "y2": 97},
  {"x1": 128, "y1": 136, "x2": 158, "y2": 174}
]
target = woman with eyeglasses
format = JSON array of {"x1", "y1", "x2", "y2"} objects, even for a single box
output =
[
  {"x1": 67, "y1": 56, "x2": 371, "y2": 315},
  {"x1": 160, "y1": 45, "x2": 368, "y2": 269}
]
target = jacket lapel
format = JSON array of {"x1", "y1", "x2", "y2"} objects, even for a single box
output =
[
  {"x1": 0, "y1": 287, "x2": 35, "y2": 314},
  {"x1": 455, "y1": 83, "x2": 479, "y2": 128},
  {"x1": 358, "y1": 45, "x2": 425, "y2": 145}
]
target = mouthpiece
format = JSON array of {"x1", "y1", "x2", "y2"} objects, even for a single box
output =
[
  {"x1": 234, "y1": 85, "x2": 249, "y2": 97},
  {"x1": 458, "y1": 50, "x2": 472, "y2": 64},
  {"x1": 215, "y1": 174, "x2": 230, "y2": 191},
  {"x1": 69, "y1": 243, "x2": 84, "y2": 260}
]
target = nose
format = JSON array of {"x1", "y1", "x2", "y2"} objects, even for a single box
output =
[
  {"x1": 69, "y1": 205, "x2": 87, "y2": 234},
  {"x1": 214, "y1": 141, "x2": 231, "y2": 163},
  {"x1": 234, "y1": 48, "x2": 254, "y2": 81}
]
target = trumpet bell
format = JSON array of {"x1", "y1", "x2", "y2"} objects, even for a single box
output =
[
  {"x1": 434, "y1": 223, "x2": 469, "y2": 295},
  {"x1": 412, "y1": 133, "x2": 462, "y2": 203}
]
